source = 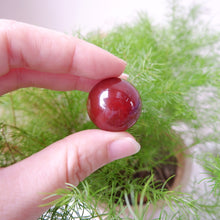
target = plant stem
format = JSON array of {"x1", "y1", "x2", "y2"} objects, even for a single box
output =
[{"x1": 9, "y1": 93, "x2": 16, "y2": 126}]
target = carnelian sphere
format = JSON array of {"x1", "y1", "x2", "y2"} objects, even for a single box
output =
[{"x1": 87, "y1": 77, "x2": 142, "y2": 131}]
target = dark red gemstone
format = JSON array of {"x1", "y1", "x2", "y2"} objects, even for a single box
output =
[{"x1": 87, "y1": 77, "x2": 142, "y2": 131}]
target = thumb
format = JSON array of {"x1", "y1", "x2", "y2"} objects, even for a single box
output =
[{"x1": 0, "y1": 129, "x2": 140, "y2": 220}]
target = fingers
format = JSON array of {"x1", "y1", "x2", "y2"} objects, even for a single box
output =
[
  {"x1": 0, "y1": 69, "x2": 101, "y2": 94},
  {"x1": 0, "y1": 129, "x2": 140, "y2": 220},
  {"x1": 0, "y1": 70, "x2": 128, "y2": 95},
  {"x1": 0, "y1": 19, "x2": 126, "y2": 77},
  {"x1": 0, "y1": 19, "x2": 126, "y2": 94},
  {"x1": 0, "y1": 69, "x2": 129, "y2": 95}
]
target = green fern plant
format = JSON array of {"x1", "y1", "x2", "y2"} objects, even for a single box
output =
[{"x1": 0, "y1": 1, "x2": 220, "y2": 219}]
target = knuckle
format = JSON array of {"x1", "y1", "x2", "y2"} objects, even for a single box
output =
[{"x1": 65, "y1": 140, "x2": 93, "y2": 186}]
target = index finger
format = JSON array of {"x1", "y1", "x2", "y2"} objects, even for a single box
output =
[{"x1": 0, "y1": 19, "x2": 126, "y2": 79}]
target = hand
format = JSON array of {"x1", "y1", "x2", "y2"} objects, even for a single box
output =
[{"x1": 0, "y1": 20, "x2": 141, "y2": 220}]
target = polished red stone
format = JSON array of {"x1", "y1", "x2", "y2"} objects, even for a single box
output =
[{"x1": 87, "y1": 77, "x2": 142, "y2": 131}]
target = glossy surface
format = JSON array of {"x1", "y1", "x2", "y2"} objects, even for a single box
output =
[{"x1": 87, "y1": 78, "x2": 142, "y2": 131}]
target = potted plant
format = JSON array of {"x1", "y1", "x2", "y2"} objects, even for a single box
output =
[{"x1": 1, "y1": 1, "x2": 220, "y2": 219}]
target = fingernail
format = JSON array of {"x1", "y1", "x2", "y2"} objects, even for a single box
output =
[
  {"x1": 108, "y1": 137, "x2": 141, "y2": 161},
  {"x1": 120, "y1": 73, "x2": 129, "y2": 80}
]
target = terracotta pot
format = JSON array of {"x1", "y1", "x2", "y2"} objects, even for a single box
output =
[{"x1": 96, "y1": 146, "x2": 192, "y2": 219}]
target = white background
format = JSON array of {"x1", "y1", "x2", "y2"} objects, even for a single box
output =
[
  {"x1": 0, "y1": 0, "x2": 220, "y2": 34},
  {"x1": 1, "y1": 0, "x2": 220, "y2": 217}
]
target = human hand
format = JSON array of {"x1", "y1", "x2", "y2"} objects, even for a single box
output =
[{"x1": 0, "y1": 20, "x2": 141, "y2": 220}]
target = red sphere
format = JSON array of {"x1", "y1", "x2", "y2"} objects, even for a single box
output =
[{"x1": 87, "y1": 77, "x2": 142, "y2": 131}]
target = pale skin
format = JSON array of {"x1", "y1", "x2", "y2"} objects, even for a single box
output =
[{"x1": 0, "y1": 20, "x2": 141, "y2": 220}]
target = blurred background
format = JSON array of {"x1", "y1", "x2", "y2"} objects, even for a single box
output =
[
  {"x1": 1, "y1": 1, "x2": 220, "y2": 218},
  {"x1": 0, "y1": 0, "x2": 220, "y2": 34}
]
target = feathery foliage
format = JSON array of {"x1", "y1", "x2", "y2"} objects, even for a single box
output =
[{"x1": 0, "y1": 1, "x2": 220, "y2": 219}]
